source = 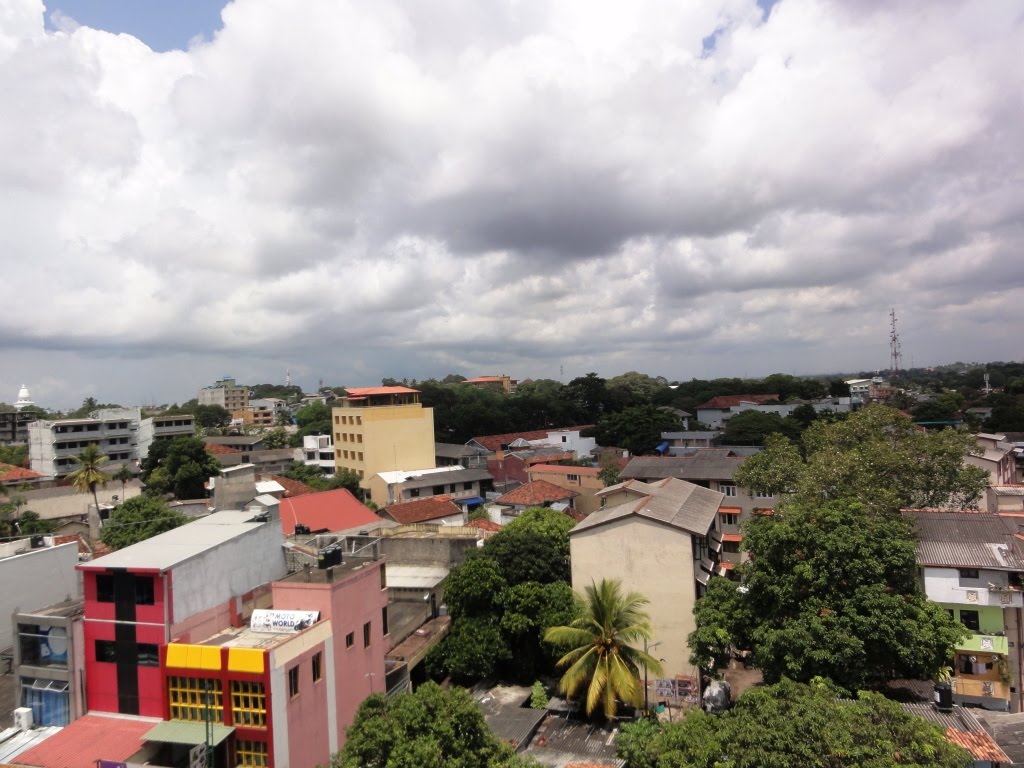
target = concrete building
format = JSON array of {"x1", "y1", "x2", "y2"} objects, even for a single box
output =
[
  {"x1": 199, "y1": 377, "x2": 249, "y2": 412},
  {"x1": 137, "y1": 413, "x2": 195, "y2": 460},
  {"x1": 904, "y1": 510, "x2": 1024, "y2": 712},
  {"x1": 28, "y1": 408, "x2": 141, "y2": 478},
  {"x1": 463, "y1": 375, "x2": 517, "y2": 394},
  {"x1": 434, "y1": 442, "x2": 489, "y2": 468},
  {"x1": 331, "y1": 387, "x2": 436, "y2": 484},
  {"x1": 77, "y1": 510, "x2": 288, "y2": 717},
  {"x1": 12, "y1": 598, "x2": 86, "y2": 726},
  {"x1": 381, "y1": 496, "x2": 465, "y2": 527},
  {"x1": 303, "y1": 434, "x2": 336, "y2": 474},
  {"x1": 1, "y1": 408, "x2": 37, "y2": 444},
  {"x1": 620, "y1": 451, "x2": 779, "y2": 571},
  {"x1": 969, "y1": 433, "x2": 1020, "y2": 486},
  {"x1": 0, "y1": 539, "x2": 81, "y2": 652},
  {"x1": 527, "y1": 464, "x2": 604, "y2": 516},
  {"x1": 569, "y1": 478, "x2": 725, "y2": 706},
  {"x1": 367, "y1": 465, "x2": 493, "y2": 508},
  {"x1": 986, "y1": 485, "x2": 1024, "y2": 514}
]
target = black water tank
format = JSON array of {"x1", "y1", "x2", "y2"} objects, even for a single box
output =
[{"x1": 934, "y1": 681, "x2": 953, "y2": 712}]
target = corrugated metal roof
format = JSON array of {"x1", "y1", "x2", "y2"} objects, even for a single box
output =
[
  {"x1": 144, "y1": 720, "x2": 234, "y2": 746},
  {"x1": 0, "y1": 726, "x2": 62, "y2": 764},
  {"x1": 620, "y1": 451, "x2": 744, "y2": 482},
  {"x1": 903, "y1": 511, "x2": 1024, "y2": 569},
  {"x1": 13, "y1": 714, "x2": 157, "y2": 768},
  {"x1": 573, "y1": 478, "x2": 723, "y2": 537},
  {"x1": 899, "y1": 703, "x2": 1011, "y2": 763}
]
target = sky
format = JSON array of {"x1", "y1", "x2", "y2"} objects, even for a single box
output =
[{"x1": 2, "y1": 0, "x2": 1022, "y2": 410}]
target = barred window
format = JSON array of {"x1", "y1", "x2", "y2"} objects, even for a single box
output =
[
  {"x1": 235, "y1": 739, "x2": 269, "y2": 767},
  {"x1": 168, "y1": 676, "x2": 223, "y2": 722},
  {"x1": 230, "y1": 680, "x2": 266, "y2": 728}
]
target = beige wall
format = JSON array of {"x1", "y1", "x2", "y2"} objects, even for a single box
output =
[
  {"x1": 333, "y1": 404, "x2": 435, "y2": 484},
  {"x1": 570, "y1": 515, "x2": 700, "y2": 685},
  {"x1": 529, "y1": 470, "x2": 604, "y2": 515}
]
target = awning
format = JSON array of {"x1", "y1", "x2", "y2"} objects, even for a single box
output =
[
  {"x1": 722, "y1": 533, "x2": 743, "y2": 543},
  {"x1": 144, "y1": 721, "x2": 234, "y2": 747},
  {"x1": 457, "y1": 496, "x2": 484, "y2": 506},
  {"x1": 656, "y1": 441, "x2": 670, "y2": 454},
  {"x1": 955, "y1": 635, "x2": 1009, "y2": 656}
]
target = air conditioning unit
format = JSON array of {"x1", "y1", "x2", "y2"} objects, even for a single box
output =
[{"x1": 14, "y1": 707, "x2": 33, "y2": 731}]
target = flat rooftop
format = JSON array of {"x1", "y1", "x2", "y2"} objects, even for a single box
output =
[
  {"x1": 80, "y1": 510, "x2": 271, "y2": 572},
  {"x1": 277, "y1": 557, "x2": 380, "y2": 584},
  {"x1": 194, "y1": 625, "x2": 297, "y2": 651},
  {"x1": 18, "y1": 597, "x2": 84, "y2": 620}
]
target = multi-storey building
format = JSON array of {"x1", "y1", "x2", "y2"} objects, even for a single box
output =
[
  {"x1": 463, "y1": 375, "x2": 518, "y2": 394},
  {"x1": 303, "y1": 434, "x2": 336, "y2": 473},
  {"x1": 332, "y1": 387, "x2": 435, "y2": 484},
  {"x1": 199, "y1": 376, "x2": 249, "y2": 412},
  {"x1": 77, "y1": 510, "x2": 288, "y2": 717},
  {"x1": 904, "y1": 510, "x2": 1024, "y2": 712},
  {"x1": 28, "y1": 407, "x2": 141, "y2": 478},
  {"x1": 0, "y1": 408, "x2": 37, "y2": 444},
  {"x1": 12, "y1": 598, "x2": 86, "y2": 726},
  {"x1": 367, "y1": 465, "x2": 493, "y2": 507},
  {"x1": 570, "y1": 478, "x2": 725, "y2": 706},
  {"x1": 619, "y1": 450, "x2": 778, "y2": 573},
  {"x1": 137, "y1": 413, "x2": 195, "y2": 459},
  {"x1": 527, "y1": 464, "x2": 604, "y2": 515}
]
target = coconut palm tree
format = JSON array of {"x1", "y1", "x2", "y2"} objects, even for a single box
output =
[
  {"x1": 113, "y1": 465, "x2": 135, "y2": 499},
  {"x1": 544, "y1": 579, "x2": 663, "y2": 721},
  {"x1": 67, "y1": 444, "x2": 111, "y2": 515}
]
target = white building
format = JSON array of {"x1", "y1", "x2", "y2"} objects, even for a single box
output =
[
  {"x1": 527, "y1": 428, "x2": 597, "y2": 457},
  {"x1": 137, "y1": 413, "x2": 195, "y2": 460},
  {"x1": 28, "y1": 408, "x2": 141, "y2": 479},
  {"x1": 198, "y1": 376, "x2": 249, "y2": 411},
  {"x1": 303, "y1": 434, "x2": 335, "y2": 474}
]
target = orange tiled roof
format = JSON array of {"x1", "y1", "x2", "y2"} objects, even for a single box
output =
[
  {"x1": 345, "y1": 386, "x2": 420, "y2": 396},
  {"x1": 495, "y1": 479, "x2": 579, "y2": 506},
  {"x1": 467, "y1": 519, "x2": 502, "y2": 532},
  {"x1": 0, "y1": 462, "x2": 43, "y2": 482},
  {"x1": 384, "y1": 495, "x2": 463, "y2": 525},
  {"x1": 944, "y1": 726, "x2": 1010, "y2": 763},
  {"x1": 268, "y1": 474, "x2": 316, "y2": 497},
  {"x1": 697, "y1": 394, "x2": 780, "y2": 409},
  {"x1": 278, "y1": 488, "x2": 381, "y2": 535},
  {"x1": 204, "y1": 442, "x2": 241, "y2": 455}
]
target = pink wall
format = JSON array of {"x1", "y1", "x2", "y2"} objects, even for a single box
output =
[
  {"x1": 283, "y1": 642, "x2": 331, "y2": 768},
  {"x1": 271, "y1": 562, "x2": 388, "y2": 747}
]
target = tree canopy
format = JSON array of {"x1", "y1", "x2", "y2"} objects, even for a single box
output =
[
  {"x1": 335, "y1": 682, "x2": 532, "y2": 768},
  {"x1": 688, "y1": 499, "x2": 966, "y2": 691},
  {"x1": 140, "y1": 436, "x2": 221, "y2": 499},
  {"x1": 735, "y1": 405, "x2": 988, "y2": 513},
  {"x1": 592, "y1": 405, "x2": 683, "y2": 455},
  {"x1": 616, "y1": 679, "x2": 970, "y2": 768},
  {"x1": 193, "y1": 404, "x2": 232, "y2": 428},
  {"x1": 100, "y1": 495, "x2": 189, "y2": 550},
  {"x1": 67, "y1": 444, "x2": 110, "y2": 513}
]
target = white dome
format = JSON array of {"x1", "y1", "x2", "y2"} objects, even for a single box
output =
[{"x1": 14, "y1": 384, "x2": 33, "y2": 410}]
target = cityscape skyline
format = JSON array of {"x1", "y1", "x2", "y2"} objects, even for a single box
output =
[{"x1": 3, "y1": 0, "x2": 1022, "y2": 409}]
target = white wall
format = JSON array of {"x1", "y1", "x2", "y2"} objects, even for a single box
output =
[
  {"x1": 537, "y1": 429, "x2": 597, "y2": 457},
  {"x1": 922, "y1": 567, "x2": 1022, "y2": 609},
  {"x1": 171, "y1": 523, "x2": 287, "y2": 622},
  {"x1": 0, "y1": 543, "x2": 81, "y2": 649}
]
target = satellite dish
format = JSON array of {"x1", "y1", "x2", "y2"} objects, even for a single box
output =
[{"x1": 43, "y1": 627, "x2": 68, "y2": 661}]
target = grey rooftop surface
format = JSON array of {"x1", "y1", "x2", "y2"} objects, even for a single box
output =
[
  {"x1": 620, "y1": 450, "x2": 745, "y2": 481},
  {"x1": 80, "y1": 510, "x2": 270, "y2": 572},
  {"x1": 573, "y1": 477, "x2": 723, "y2": 537},
  {"x1": 902, "y1": 511, "x2": 1024, "y2": 570}
]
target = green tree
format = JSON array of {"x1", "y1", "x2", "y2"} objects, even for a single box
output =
[
  {"x1": 193, "y1": 404, "x2": 231, "y2": 428},
  {"x1": 336, "y1": 683, "x2": 531, "y2": 768},
  {"x1": 17, "y1": 511, "x2": 55, "y2": 535},
  {"x1": 484, "y1": 508, "x2": 574, "y2": 585},
  {"x1": 0, "y1": 444, "x2": 29, "y2": 467},
  {"x1": 141, "y1": 437, "x2": 220, "y2": 499},
  {"x1": 616, "y1": 679, "x2": 970, "y2": 768},
  {"x1": 689, "y1": 499, "x2": 966, "y2": 691},
  {"x1": 67, "y1": 444, "x2": 111, "y2": 514},
  {"x1": 100, "y1": 495, "x2": 189, "y2": 550},
  {"x1": 530, "y1": 681, "x2": 549, "y2": 709},
  {"x1": 425, "y1": 615, "x2": 511, "y2": 682},
  {"x1": 735, "y1": 405, "x2": 988, "y2": 514},
  {"x1": 544, "y1": 579, "x2": 663, "y2": 720},
  {"x1": 592, "y1": 404, "x2": 682, "y2": 455},
  {"x1": 260, "y1": 428, "x2": 289, "y2": 449},
  {"x1": 720, "y1": 410, "x2": 800, "y2": 446},
  {"x1": 112, "y1": 465, "x2": 135, "y2": 498}
]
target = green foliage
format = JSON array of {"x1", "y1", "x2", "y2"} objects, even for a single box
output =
[
  {"x1": 617, "y1": 679, "x2": 971, "y2": 768},
  {"x1": 736, "y1": 405, "x2": 988, "y2": 514},
  {"x1": 0, "y1": 444, "x2": 29, "y2": 467},
  {"x1": 17, "y1": 511, "x2": 55, "y2": 534},
  {"x1": 484, "y1": 508, "x2": 574, "y2": 585},
  {"x1": 67, "y1": 444, "x2": 111, "y2": 512},
  {"x1": 193, "y1": 404, "x2": 232, "y2": 428},
  {"x1": 720, "y1": 410, "x2": 801, "y2": 446},
  {"x1": 141, "y1": 437, "x2": 220, "y2": 499},
  {"x1": 599, "y1": 465, "x2": 621, "y2": 486},
  {"x1": 689, "y1": 499, "x2": 967, "y2": 691},
  {"x1": 530, "y1": 681, "x2": 549, "y2": 709},
  {"x1": 335, "y1": 683, "x2": 532, "y2": 768},
  {"x1": 260, "y1": 428, "x2": 289, "y2": 449},
  {"x1": 592, "y1": 405, "x2": 682, "y2": 455},
  {"x1": 280, "y1": 462, "x2": 361, "y2": 495},
  {"x1": 66, "y1": 397, "x2": 121, "y2": 419},
  {"x1": 425, "y1": 616, "x2": 511, "y2": 682},
  {"x1": 100, "y1": 495, "x2": 189, "y2": 550},
  {"x1": 545, "y1": 579, "x2": 663, "y2": 720},
  {"x1": 467, "y1": 506, "x2": 490, "y2": 522},
  {"x1": 444, "y1": 556, "x2": 508, "y2": 620},
  {"x1": 249, "y1": 383, "x2": 302, "y2": 401}
]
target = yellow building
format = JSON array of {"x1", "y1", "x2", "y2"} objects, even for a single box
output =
[{"x1": 332, "y1": 386, "x2": 436, "y2": 485}]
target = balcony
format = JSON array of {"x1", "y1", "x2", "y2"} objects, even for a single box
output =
[{"x1": 951, "y1": 677, "x2": 1011, "y2": 708}]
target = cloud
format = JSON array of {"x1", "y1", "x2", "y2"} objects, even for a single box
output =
[{"x1": 1, "y1": 0, "x2": 1023, "y2": 407}]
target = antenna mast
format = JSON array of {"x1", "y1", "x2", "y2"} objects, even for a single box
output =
[{"x1": 889, "y1": 308, "x2": 903, "y2": 376}]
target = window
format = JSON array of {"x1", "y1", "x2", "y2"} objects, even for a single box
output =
[
  {"x1": 138, "y1": 643, "x2": 160, "y2": 667},
  {"x1": 432, "y1": 485, "x2": 444, "y2": 495},
  {"x1": 135, "y1": 577, "x2": 155, "y2": 605},
  {"x1": 95, "y1": 574, "x2": 115, "y2": 603},
  {"x1": 409, "y1": 487, "x2": 420, "y2": 497},
  {"x1": 959, "y1": 568, "x2": 980, "y2": 580},
  {"x1": 380, "y1": 564, "x2": 387, "y2": 590},
  {"x1": 288, "y1": 666, "x2": 300, "y2": 698},
  {"x1": 235, "y1": 739, "x2": 268, "y2": 767},
  {"x1": 754, "y1": 490, "x2": 773, "y2": 499},
  {"x1": 345, "y1": 632, "x2": 355, "y2": 649},
  {"x1": 693, "y1": 536, "x2": 708, "y2": 562},
  {"x1": 567, "y1": 474, "x2": 579, "y2": 482},
  {"x1": 722, "y1": 541, "x2": 741, "y2": 554},
  {"x1": 363, "y1": 621, "x2": 372, "y2": 647},
  {"x1": 463, "y1": 482, "x2": 473, "y2": 490},
  {"x1": 19, "y1": 625, "x2": 70, "y2": 669},
  {"x1": 561, "y1": 435, "x2": 567, "y2": 443},
  {"x1": 21, "y1": 678, "x2": 71, "y2": 726},
  {"x1": 231, "y1": 681, "x2": 266, "y2": 728},
  {"x1": 720, "y1": 483, "x2": 737, "y2": 497},
  {"x1": 168, "y1": 676, "x2": 224, "y2": 722},
  {"x1": 959, "y1": 609, "x2": 981, "y2": 631},
  {"x1": 382, "y1": 607, "x2": 389, "y2": 637},
  {"x1": 312, "y1": 653, "x2": 322, "y2": 683},
  {"x1": 357, "y1": 452, "x2": 363, "y2": 461},
  {"x1": 720, "y1": 512, "x2": 739, "y2": 526},
  {"x1": 95, "y1": 640, "x2": 117, "y2": 663}
]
